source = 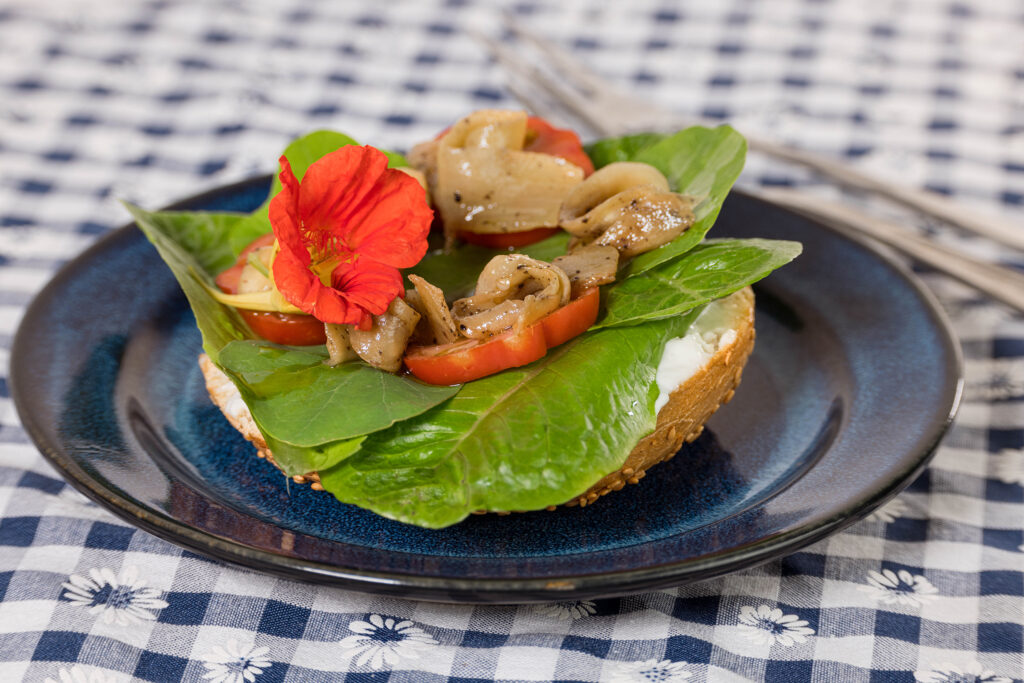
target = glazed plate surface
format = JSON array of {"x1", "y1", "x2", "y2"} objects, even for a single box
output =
[{"x1": 11, "y1": 179, "x2": 962, "y2": 603}]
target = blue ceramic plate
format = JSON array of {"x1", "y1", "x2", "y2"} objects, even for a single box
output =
[{"x1": 11, "y1": 179, "x2": 962, "y2": 603}]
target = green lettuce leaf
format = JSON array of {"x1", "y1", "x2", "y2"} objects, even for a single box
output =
[
  {"x1": 619, "y1": 126, "x2": 748, "y2": 276},
  {"x1": 319, "y1": 308, "x2": 702, "y2": 528},
  {"x1": 586, "y1": 132, "x2": 666, "y2": 166},
  {"x1": 597, "y1": 238, "x2": 803, "y2": 329},
  {"x1": 262, "y1": 433, "x2": 366, "y2": 475},
  {"x1": 128, "y1": 210, "x2": 271, "y2": 274},
  {"x1": 407, "y1": 243, "x2": 503, "y2": 300},
  {"x1": 127, "y1": 200, "x2": 458, "y2": 476},
  {"x1": 125, "y1": 203, "x2": 254, "y2": 362},
  {"x1": 217, "y1": 341, "x2": 458, "y2": 448},
  {"x1": 407, "y1": 232, "x2": 572, "y2": 299}
]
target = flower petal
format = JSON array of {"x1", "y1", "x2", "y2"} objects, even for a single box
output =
[
  {"x1": 329, "y1": 257, "x2": 404, "y2": 316},
  {"x1": 342, "y1": 175, "x2": 432, "y2": 268},
  {"x1": 269, "y1": 157, "x2": 305, "y2": 262},
  {"x1": 347, "y1": 620, "x2": 375, "y2": 635},
  {"x1": 268, "y1": 147, "x2": 430, "y2": 325},
  {"x1": 296, "y1": 146, "x2": 388, "y2": 245}
]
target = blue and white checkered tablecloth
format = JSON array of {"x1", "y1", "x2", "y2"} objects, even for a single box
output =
[{"x1": 1, "y1": 1, "x2": 1022, "y2": 681}]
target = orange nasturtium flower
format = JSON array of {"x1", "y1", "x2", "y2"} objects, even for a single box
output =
[{"x1": 268, "y1": 145, "x2": 432, "y2": 328}]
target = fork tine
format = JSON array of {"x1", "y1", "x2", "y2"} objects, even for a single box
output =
[
  {"x1": 484, "y1": 20, "x2": 1024, "y2": 253},
  {"x1": 502, "y1": 12, "x2": 619, "y2": 99},
  {"x1": 502, "y1": 80, "x2": 564, "y2": 126},
  {"x1": 496, "y1": 16, "x2": 690, "y2": 133},
  {"x1": 471, "y1": 30, "x2": 620, "y2": 136}
]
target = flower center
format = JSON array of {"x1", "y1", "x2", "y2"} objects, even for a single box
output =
[
  {"x1": 370, "y1": 627, "x2": 405, "y2": 644},
  {"x1": 304, "y1": 228, "x2": 356, "y2": 286},
  {"x1": 639, "y1": 667, "x2": 674, "y2": 682},
  {"x1": 92, "y1": 584, "x2": 136, "y2": 610},
  {"x1": 225, "y1": 657, "x2": 250, "y2": 673}
]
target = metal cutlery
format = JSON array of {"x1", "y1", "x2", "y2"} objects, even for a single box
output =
[
  {"x1": 471, "y1": 20, "x2": 1024, "y2": 312},
  {"x1": 489, "y1": 17, "x2": 1024, "y2": 253}
]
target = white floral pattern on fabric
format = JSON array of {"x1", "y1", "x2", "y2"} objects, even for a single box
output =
[
  {"x1": 736, "y1": 605, "x2": 815, "y2": 646},
  {"x1": 605, "y1": 658, "x2": 693, "y2": 682},
  {"x1": 964, "y1": 357, "x2": 1024, "y2": 401},
  {"x1": 533, "y1": 600, "x2": 598, "y2": 620},
  {"x1": 914, "y1": 660, "x2": 1013, "y2": 683},
  {"x1": 992, "y1": 450, "x2": 1024, "y2": 486},
  {"x1": 44, "y1": 665, "x2": 124, "y2": 683},
  {"x1": 866, "y1": 497, "x2": 909, "y2": 523},
  {"x1": 60, "y1": 566, "x2": 169, "y2": 625},
  {"x1": 200, "y1": 639, "x2": 272, "y2": 683},
  {"x1": 860, "y1": 569, "x2": 939, "y2": 607},
  {"x1": 338, "y1": 614, "x2": 438, "y2": 670}
]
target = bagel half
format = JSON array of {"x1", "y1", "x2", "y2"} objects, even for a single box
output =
[{"x1": 199, "y1": 286, "x2": 755, "y2": 510}]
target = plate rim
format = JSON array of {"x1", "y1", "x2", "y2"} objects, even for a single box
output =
[{"x1": 10, "y1": 178, "x2": 963, "y2": 603}]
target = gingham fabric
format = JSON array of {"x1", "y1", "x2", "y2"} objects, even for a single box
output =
[{"x1": 1, "y1": 0, "x2": 1022, "y2": 681}]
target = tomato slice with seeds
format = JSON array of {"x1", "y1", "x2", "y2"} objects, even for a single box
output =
[
  {"x1": 214, "y1": 232, "x2": 276, "y2": 293},
  {"x1": 215, "y1": 234, "x2": 327, "y2": 346},
  {"x1": 404, "y1": 288, "x2": 600, "y2": 385}
]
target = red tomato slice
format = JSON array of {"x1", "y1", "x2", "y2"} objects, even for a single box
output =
[
  {"x1": 404, "y1": 288, "x2": 600, "y2": 385},
  {"x1": 404, "y1": 323, "x2": 547, "y2": 385},
  {"x1": 214, "y1": 232, "x2": 276, "y2": 293},
  {"x1": 238, "y1": 309, "x2": 327, "y2": 346},
  {"x1": 456, "y1": 227, "x2": 561, "y2": 249},
  {"x1": 524, "y1": 116, "x2": 594, "y2": 177},
  {"x1": 539, "y1": 288, "x2": 599, "y2": 349},
  {"x1": 215, "y1": 233, "x2": 326, "y2": 346}
]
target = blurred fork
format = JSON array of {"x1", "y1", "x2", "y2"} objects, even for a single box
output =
[
  {"x1": 477, "y1": 17, "x2": 1024, "y2": 253},
  {"x1": 759, "y1": 189, "x2": 1024, "y2": 311},
  {"x1": 471, "y1": 20, "x2": 1024, "y2": 313}
]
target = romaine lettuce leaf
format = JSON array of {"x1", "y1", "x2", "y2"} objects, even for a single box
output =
[
  {"x1": 586, "y1": 132, "x2": 666, "y2": 166},
  {"x1": 318, "y1": 308, "x2": 702, "y2": 528},
  {"x1": 262, "y1": 433, "x2": 366, "y2": 475},
  {"x1": 597, "y1": 239, "x2": 802, "y2": 329},
  {"x1": 125, "y1": 210, "x2": 271, "y2": 275},
  {"x1": 217, "y1": 340, "x2": 458, "y2": 448},
  {"x1": 618, "y1": 126, "x2": 748, "y2": 276},
  {"x1": 408, "y1": 232, "x2": 572, "y2": 300},
  {"x1": 125, "y1": 203, "x2": 254, "y2": 362}
]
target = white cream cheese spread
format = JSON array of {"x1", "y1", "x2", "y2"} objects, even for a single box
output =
[{"x1": 653, "y1": 291, "x2": 745, "y2": 413}]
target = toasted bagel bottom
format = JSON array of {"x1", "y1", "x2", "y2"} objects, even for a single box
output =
[{"x1": 199, "y1": 286, "x2": 755, "y2": 510}]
